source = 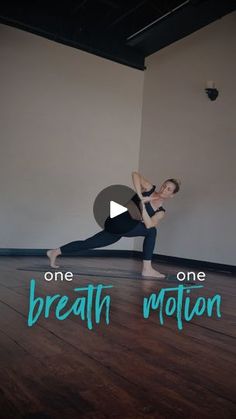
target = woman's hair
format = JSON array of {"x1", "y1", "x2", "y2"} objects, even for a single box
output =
[{"x1": 165, "y1": 178, "x2": 181, "y2": 194}]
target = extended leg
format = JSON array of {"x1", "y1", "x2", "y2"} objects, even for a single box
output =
[{"x1": 47, "y1": 230, "x2": 121, "y2": 268}]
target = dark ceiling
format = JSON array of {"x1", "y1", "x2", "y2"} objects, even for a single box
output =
[{"x1": 0, "y1": 0, "x2": 235, "y2": 70}]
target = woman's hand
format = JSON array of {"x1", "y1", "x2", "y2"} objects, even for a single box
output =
[
  {"x1": 141, "y1": 196, "x2": 152, "y2": 203},
  {"x1": 141, "y1": 196, "x2": 160, "y2": 204},
  {"x1": 155, "y1": 210, "x2": 165, "y2": 220},
  {"x1": 139, "y1": 200, "x2": 153, "y2": 228}
]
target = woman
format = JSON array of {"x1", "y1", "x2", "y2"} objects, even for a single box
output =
[{"x1": 47, "y1": 172, "x2": 180, "y2": 278}]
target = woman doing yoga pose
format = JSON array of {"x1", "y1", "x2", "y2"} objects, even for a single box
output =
[{"x1": 47, "y1": 172, "x2": 180, "y2": 278}]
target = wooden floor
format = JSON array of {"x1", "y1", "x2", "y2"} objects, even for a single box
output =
[{"x1": 0, "y1": 256, "x2": 235, "y2": 419}]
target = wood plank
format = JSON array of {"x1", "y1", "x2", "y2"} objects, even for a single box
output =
[{"x1": 0, "y1": 256, "x2": 236, "y2": 418}]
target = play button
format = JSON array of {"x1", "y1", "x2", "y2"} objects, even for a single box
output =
[
  {"x1": 93, "y1": 184, "x2": 141, "y2": 234},
  {"x1": 110, "y1": 201, "x2": 127, "y2": 218}
]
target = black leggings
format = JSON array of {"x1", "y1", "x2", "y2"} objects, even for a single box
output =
[{"x1": 60, "y1": 221, "x2": 157, "y2": 260}]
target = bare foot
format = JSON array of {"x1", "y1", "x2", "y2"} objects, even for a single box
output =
[
  {"x1": 47, "y1": 249, "x2": 60, "y2": 268},
  {"x1": 142, "y1": 268, "x2": 165, "y2": 279}
]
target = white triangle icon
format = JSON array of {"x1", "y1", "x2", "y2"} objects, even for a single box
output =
[{"x1": 110, "y1": 201, "x2": 127, "y2": 218}]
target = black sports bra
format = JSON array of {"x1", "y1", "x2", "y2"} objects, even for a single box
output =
[{"x1": 131, "y1": 185, "x2": 166, "y2": 217}]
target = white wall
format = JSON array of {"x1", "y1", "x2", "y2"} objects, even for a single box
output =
[
  {"x1": 135, "y1": 12, "x2": 236, "y2": 265},
  {"x1": 0, "y1": 25, "x2": 144, "y2": 249},
  {"x1": 1, "y1": 13, "x2": 236, "y2": 265}
]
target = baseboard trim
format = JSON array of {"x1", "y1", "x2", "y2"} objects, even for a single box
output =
[{"x1": 0, "y1": 248, "x2": 235, "y2": 275}]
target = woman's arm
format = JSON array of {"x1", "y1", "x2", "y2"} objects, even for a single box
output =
[
  {"x1": 132, "y1": 171, "x2": 153, "y2": 198},
  {"x1": 140, "y1": 203, "x2": 153, "y2": 228},
  {"x1": 140, "y1": 201, "x2": 165, "y2": 229}
]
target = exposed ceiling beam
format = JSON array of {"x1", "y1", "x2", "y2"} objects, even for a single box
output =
[
  {"x1": 127, "y1": 0, "x2": 236, "y2": 56},
  {"x1": 0, "y1": 14, "x2": 145, "y2": 70},
  {"x1": 108, "y1": 0, "x2": 147, "y2": 28}
]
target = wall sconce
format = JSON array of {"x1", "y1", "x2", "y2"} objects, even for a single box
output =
[{"x1": 205, "y1": 81, "x2": 219, "y2": 101}]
